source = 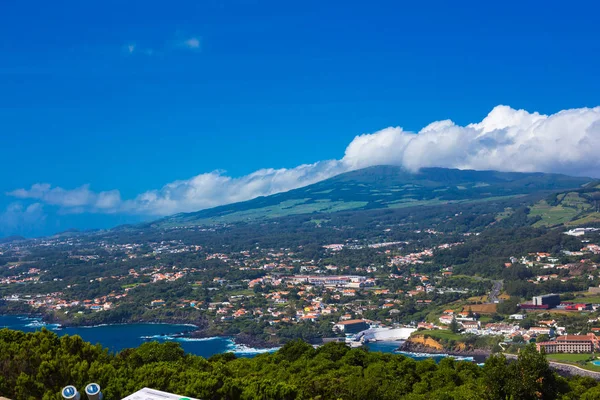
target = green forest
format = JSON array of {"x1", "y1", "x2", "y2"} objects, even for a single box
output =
[{"x1": 2, "y1": 329, "x2": 600, "y2": 400}]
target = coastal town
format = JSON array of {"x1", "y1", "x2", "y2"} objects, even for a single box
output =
[{"x1": 2, "y1": 224, "x2": 600, "y2": 372}]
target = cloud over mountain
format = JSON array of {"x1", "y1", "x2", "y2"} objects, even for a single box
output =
[
  {"x1": 7, "y1": 105, "x2": 600, "y2": 216},
  {"x1": 342, "y1": 105, "x2": 600, "y2": 176}
]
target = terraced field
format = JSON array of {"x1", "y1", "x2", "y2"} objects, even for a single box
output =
[{"x1": 529, "y1": 190, "x2": 600, "y2": 227}]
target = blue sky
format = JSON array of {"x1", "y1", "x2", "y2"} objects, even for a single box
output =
[{"x1": 1, "y1": 0, "x2": 599, "y2": 237}]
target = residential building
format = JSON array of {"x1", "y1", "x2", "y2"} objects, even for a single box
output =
[
  {"x1": 537, "y1": 334, "x2": 598, "y2": 354},
  {"x1": 334, "y1": 319, "x2": 370, "y2": 334}
]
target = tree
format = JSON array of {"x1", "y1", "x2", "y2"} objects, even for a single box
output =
[
  {"x1": 512, "y1": 335, "x2": 525, "y2": 344},
  {"x1": 467, "y1": 307, "x2": 474, "y2": 319},
  {"x1": 449, "y1": 316, "x2": 460, "y2": 333},
  {"x1": 507, "y1": 344, "x2": 562, "y2": 400},
  {"x1": 482, "y1": 354, "x2": 510, "y2": 399},
  {"x1": 496, "y1": 296, "x2": 520, "y2": 315},
  {"x1": 0, "y1": 328, "x2": 596, "y2": 399},
  {"x1": 536, "y1": 334, "x2": 550, "y2": 343},
  {"x1": 277, "y1": 339, "x2": 314, "y2": 362}
]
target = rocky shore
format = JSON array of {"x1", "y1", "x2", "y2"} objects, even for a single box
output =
[
  {"x1": 187, "y1": 328, "x2": 280, "y2": 349},
  {"x1": 399, "y1": 340, "x2": 491, "y2": 363},
  {"x1": 234, "y1": 333, "x2": 280, "y2": 349}
]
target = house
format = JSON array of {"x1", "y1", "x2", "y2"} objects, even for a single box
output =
[
  {"x1": 528, "y1": 326, "x2": 553, "y2": 336},
  {"x1": 485, "y1": 323, "x2": 519, "y2": 335},
  {"x1": 150, "y1": 299, "x2": 165, "y2": 307},
  {"x1": 456, "y1": 312, "x2": 477, "y2": 321},
  {"x1": 334, "y1": 319, "x2": 370, "y2": 334},
  {"x1": 461, "y1": 321, "x2": 480, "y2": 330},
  {"x1": 417, "y1": 322, "x2": 437, "y2": 330},
  {"x1": 509, "y1": 314, "x2": 525, "y2": 320}
]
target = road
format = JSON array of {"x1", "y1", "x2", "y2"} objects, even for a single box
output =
[{"x1": 489, "y1": 280, "x2": 503, "y2": 303}]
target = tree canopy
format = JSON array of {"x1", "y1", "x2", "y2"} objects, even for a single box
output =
[{"x1": 1, "y1": 329, "x2": 600, "y2": 399}]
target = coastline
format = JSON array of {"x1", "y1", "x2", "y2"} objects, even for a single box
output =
[
  {"x1": 187, "y1": 328, "x2": 280, "y2": 349},
  {"x1": 1, "y1": 312, "x2": 280, "y2": 353},
  {"x1": 3, "y1": 314, "x2": 497, "y2": 363},
  {"x1": 40, "y1": 312, "x2": 205, "y2": 329},
  {"x1": 398, "y1": 340, "x2": 491, "y2": 363}
]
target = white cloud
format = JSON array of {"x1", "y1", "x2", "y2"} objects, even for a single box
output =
[
  {"x1": 342, "y1": 105, "x2": 600, "y2": 177},
  {"x1": 123, "y1": 43, "x2": 154, "y2": 56},
  {"x1": 125, "y1": 33, "x2": 200, "y2": 56},
  {"x1": 6, "y1": 105, "x2": 600, "y2": 217},
  {"x1": 7, "y1": 184, "x2": 121, "y2": 213},
  {"x1": 182, "y1": 37, "x2": 200, "y2": 49},
  {"x1": 119, "y1": 160, "x2": 347, "y2": 216},
  {"x1": 0, "y1": 202, "x2": 46, "y2": 236}
]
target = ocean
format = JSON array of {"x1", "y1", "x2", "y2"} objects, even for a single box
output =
[
  {"x1": 0, "y1": 315, "x2": 274, "y2": 357},
  {"x1": 0, "y1": 315, "x2": 474, "y2": 362}
]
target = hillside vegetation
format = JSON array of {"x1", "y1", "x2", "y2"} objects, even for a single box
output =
[
  {"x1": 529, "y1": 186, "x2": 600, "y2": 227},
  {"x1": 154, "y1": 166, "x2": 591, "y2": 228}
]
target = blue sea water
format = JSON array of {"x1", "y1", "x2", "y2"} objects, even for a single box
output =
[
  {"x1": 0, "y1": 315, "x2": 274, "y2": 357},
  {"x1": 0, "y1": 315, "x2": 472, "y2": 362}
]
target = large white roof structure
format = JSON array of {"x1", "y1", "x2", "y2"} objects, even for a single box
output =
[{"x1": 121, "y1": 388, "x2": 199, "y2": 400}]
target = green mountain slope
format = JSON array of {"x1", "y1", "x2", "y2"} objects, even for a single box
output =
[
  {"x1": 154, "y1": 166, "x2": 593, "y2": 228},
  {"x1": 528, "y1": 184, "x2": 600, "y2": 227}
]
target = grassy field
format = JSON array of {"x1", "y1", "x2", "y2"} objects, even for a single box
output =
[
  {"x1": 572, "y1": 295, "x2": 600, "y2": 304},
  {"x1": 527, "y1": 309, "x2": 591, "y2": 315},
  {"x1": 182, "y1": 199, "x2": 369, "y2": 225},
  {"x1": 529, "y1": 200, "x2": 579, "y2": 227},
  {"x1": 546, "y1": 353, "x2": 593, "y2": 362},
  {"x1": 468, "y1": 295, "x2": 489, "y2": 302},
  {"x1": 559, "y1": 192, "x2": 592, "y2": 210},
  {"x1": 307, "y1": 218, "x2": 330, "y2": 225},
  {"x1": 544, "y1": 353, "x2": 600, "y2": 372},
  {"x1": 415, "y1": 330, "x2": 462, "y2": 341},
  {"x1": 567, "y1": 212, "x2": 600, "y2": 226},
  {"x1": 528, "y1": 192, "x2": 600, "y2": 227}
]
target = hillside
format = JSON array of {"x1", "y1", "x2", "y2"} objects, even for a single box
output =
[
  {"x1": 0, "y1": 236, "x2": 26, "y2": 244},
  {"x1": 528, "y1": 184, "x2": 600, "y2": 227},
  {"x1": 154, "y1": 166, "x2": 592, "y2": 228}
]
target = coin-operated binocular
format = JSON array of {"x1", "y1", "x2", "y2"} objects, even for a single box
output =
[
  {"x1": 61, "y1": 384, "x2": 103, "y2": 400},
  {"x1": 61, "y1": 386, "x2": 80, "y2": 400}
]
